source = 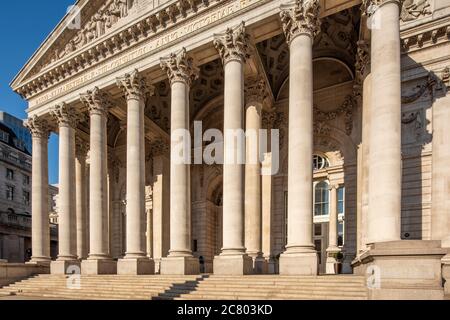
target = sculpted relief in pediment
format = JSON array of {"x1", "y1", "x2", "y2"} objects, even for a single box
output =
[
  {"x1": 27, "y1": 0, "x2": 192, "y2": 78},
  {"x1": 50, "y1": 0, "x2": 135, "y2": 63}
]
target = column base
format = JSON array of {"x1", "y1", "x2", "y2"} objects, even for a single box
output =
[
  {"x1": 279, "y1": 249, "x2": 318, "y2": 276},
  {"x1": 26, "y1": 259, "x2": 51, "y2": 267},
  {"x1": 441, "y1": 254, "x2": 450, "y2": 297},
  {"x1": 81, "y1": 259, "x2": 117, "y2": 275},
  {"x1": 160, "y1": 256, "x2": 200, "y2": 275},
  {"x1": 0, "y1": 259, "x2": 7, "y2": 264},
  {"x1": 352, "y1": 240, "x2": 446, "y2": 299},
  {"x1": 51, "y1": 260, "x2": 81, "y2": 275},
  {"x1": 214, "y1": 254, "x2": 253, "y2": 275},
  {"x1": 117, "y1": 257, "x2": 155, "y2": 275}
]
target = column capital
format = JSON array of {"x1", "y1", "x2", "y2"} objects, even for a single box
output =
[
  {"x1": 117, "y1": 69, "x2": 155, "y2": 101},
  {"x1": 80, "y1": 87, "x2": 112, "y2": 116},
  {"x1": 356, "y1": 40, "x2": 371, "y2": 79},
  {"x1": 75, "y1": 136, "x2": 89, "y2": 159},
  {"x1": 213, "y1": 22, "x2": 250, "y2": 65},
  {"x1": 51, "y1": 103, "x2": 79, "y2": 128},
  {"x1": 245, "y1": 77, "x2": 267, "y2": 107},
  {"x1": 25, "y1": 115, "x2": 51, "y2": 139},
  {"x1": 280, "y1": 0, "x2": 321, "y2": 44},
  {"x1": 328, "y1": 184, "x2": 340, "y2": 191},
  {"x1": 160, "y1": 48, "x2": 199, "y2": 87},
  {"x1": 362, "y1": 0, "x2": 402, "y2": 16}
]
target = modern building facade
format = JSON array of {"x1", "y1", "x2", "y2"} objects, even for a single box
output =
[
  {"x1": 9, "y1": 0, "x2": 450, "y2": 298},
  {"x1": 0, "y1": 113, "x2": 58, "y2": 262}
]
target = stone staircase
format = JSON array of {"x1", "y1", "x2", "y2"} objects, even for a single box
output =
[{"x1": 0, "y1": 274, "x2": 368, "y2": 300}]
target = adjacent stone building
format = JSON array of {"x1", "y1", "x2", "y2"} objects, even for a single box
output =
[{"x1": 7, "y1": 0, "x2": 450, "y2": 298}]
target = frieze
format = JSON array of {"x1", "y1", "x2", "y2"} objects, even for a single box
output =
[{"x1": 24, "y1": 0, "x2": 266, "y2": 107}]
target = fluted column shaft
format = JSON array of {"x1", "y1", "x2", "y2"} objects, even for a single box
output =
[
  {"x1": 26, "y1": 117, "x2": 51, "y2": 263},
  {"x1": 222, "y1": 59, "x2": 246, "y2": 253},
  {"x1": 245, "y1": 80, "x2": 265, "y2": 261},
  {"x1": 75, "y1": 138, "x2": 89, "y2": 260},
  {"x1": 367, "y1": 0, "x2": 402, "y2": 243},
  {"x1": 125, "y1": 95, "x2": 146, "y2": 257},
  {"x1": 52, "y1": 105, "x2": 78, "y2": 261},
  {"x1": 170, "y1": 80, "x2": 192, "y2": 255},
  {"x1": 286, "y1": 34, "x2": 315, "y2": 252},
  {"x1": 88, "y1": 107, "x2": 109, "y2": 259}
]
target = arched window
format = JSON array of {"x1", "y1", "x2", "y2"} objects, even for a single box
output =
[
  {"x1": 314, "y1": 181, "x2": 329, "y2": 216},
  {"x1": 313, "y1": 154, "x2": 330, "y2": 171}
]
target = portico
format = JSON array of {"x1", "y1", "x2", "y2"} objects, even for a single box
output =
[{"x1": 9, "y1": 0, "x2": 450, "y2": 298}]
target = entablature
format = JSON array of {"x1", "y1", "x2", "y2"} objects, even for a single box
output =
[{"x1": 19, "y1": 0, "x2": 361, "y2": 115}]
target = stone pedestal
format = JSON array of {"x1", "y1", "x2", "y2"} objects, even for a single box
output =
[
  {"x1": 214, "y1": 254, "x2": 253, "y2": 276},
  {"x1": 81, "y1": 259, "x2": 117, "y2": 275},
  {"x1": 353, "y1": 240, "x2": 446, "y2": 299},
  {"x1": 253, "y1": 256, "x2": 268, "y2": 274},
  {"x1": 117, "y1": 258, "x2": 155, "y2": 275},
  {"x1": 325, "y1": 247, "x2": 341, "y2": 275},
  {"x1": 51, "y1": 260, "x2": 81, "y2": 275},
  {"x1": 279, "y1": 251, "x2": 318, "y2": 276},
  {"x1": 160, "y1": 256, "x2": 200, "y2": 275}
]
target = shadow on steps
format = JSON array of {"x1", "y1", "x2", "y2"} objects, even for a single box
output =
[{"x1": 153, "y1": 275, "x2": 210, "y2": 300}]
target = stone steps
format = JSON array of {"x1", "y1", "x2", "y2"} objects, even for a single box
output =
[{"x1": 0, "y1": 274, "x2": 369, "y2": 300}]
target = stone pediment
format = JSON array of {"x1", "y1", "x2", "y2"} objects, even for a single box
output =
[{"x1": 11, "y1": 0, "x2": 170, "y2": 92}]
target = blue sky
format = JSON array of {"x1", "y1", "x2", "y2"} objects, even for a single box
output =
[{"x1": 0, "y1": 0, "x2": 75, "y2": 184}]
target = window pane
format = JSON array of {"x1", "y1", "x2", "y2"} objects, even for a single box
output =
[
  {"x1": 338, "y1": 202, "x2": 344, "y2": 215},
  {"x1": 338, "y1": 221, "x2": 344, "y2": 246},
  {"x1": 314, "y1": 224, "x2": 322, "y2": 236},
  {"x1": 314, "y1": 204, "x2": 321, "y2": 216},
  {"x1": 338, "y1": 187, "x2": 344, "y2": 201}
]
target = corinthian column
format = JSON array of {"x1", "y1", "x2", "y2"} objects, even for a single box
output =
[
  {"x1": 279, "y1": 0, "x2": 320, "y2": 275},
  {"x1": 75, "y1": 136, "x2": 89, "y2": 260},
  {"x1": 160, "y1": 48, "x2": 199, "y2": 275},
  {"x1": 213, "y1": 22, "x2": 253, "y2": 275},
  {"x1": 244, "y1": 78, "x2": 266, "y2": 274},
  {"x1": 355, "y1": 40, "x2": 371, "y2": 253},
  {"x1": 117, "y1": 70, "x2": 155, "y2": 275},
  {"x1": 25, "y1": 116, "x2": 51, "y2": 264},
  {"x1": 80, "y1": 87, "x2": 117, "y2": 275},
  {"x1": 366, "y1": 0, "x2": 402, "y2": 243},
  {"x1": 50, "y1": 103, "x2": 79, "y2": 274}
]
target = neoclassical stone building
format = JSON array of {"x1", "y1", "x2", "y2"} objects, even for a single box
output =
[{"x1": 10, "y1": 0, "x2": 450, "y2": 297}]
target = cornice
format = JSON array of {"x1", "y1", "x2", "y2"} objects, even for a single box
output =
[{"x1": 400, "y1": 16, "x2": 450, "y2": 54}]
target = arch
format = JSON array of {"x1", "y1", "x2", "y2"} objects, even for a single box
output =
[
  {"x1": 276, "y1": 57, "x2": 354, "y2": 101},
  {"x1": 191, "y1": 95, "x2": 224, "y2": 131}
]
